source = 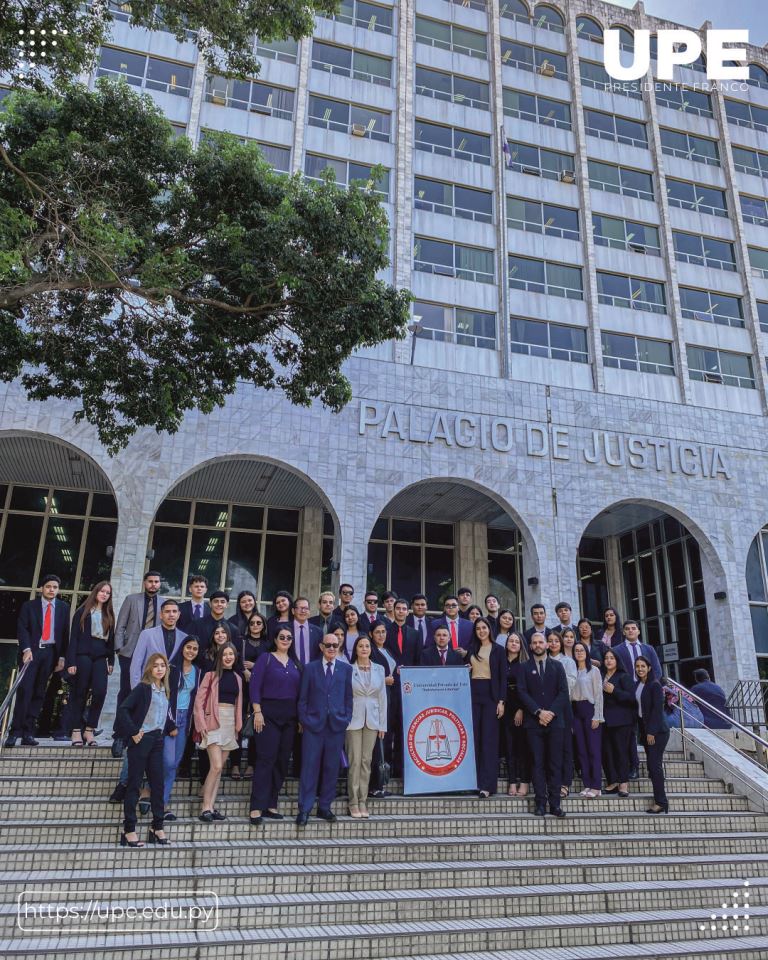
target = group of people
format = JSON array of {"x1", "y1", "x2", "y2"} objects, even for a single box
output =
[{"x1": 7, "y1": 573, "x2": 729, "y2": 846}]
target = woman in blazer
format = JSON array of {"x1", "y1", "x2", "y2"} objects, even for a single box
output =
[
  {"x1": 547, "y1": 630, "x2": 576, "y2": 798},
  {"x1": 571, "y1": 640, "x2": 604, "y2": 797},
  {"x1": 597, "y1": 606, "x2": 623, "y2": 648},
  {"x1": 65, "y1": 581, "x2": 115, "y2": 746},
  {"x1": 635, "y1": 655, "x2": 670, "y2": 814},
  {"x1": 600, "y1": 648, "x2": 637, "y2": 798},
  {"x1": 368, "y1": 621, "x2": 396, "y2": 797},
  {"x1": 163, "y1": 636, "x2": 201, "y2": 819},
  {"x1": 347, "y1": 635, "x2": 387, "y2": 817},
  {"x1": 115, "y1": 652, "x2": 173, "y2": 847},
  {"x1": 194, "y1": 642, "x2": 243, "y2": 823},
  {"x1": 504, "y1": 632, "x2": 530, "y2": 796},
  {"x1": 468, "y1": 617, "x2": 506, "y2": 798},
  {"x1": 229, "y1": 611, "x2": 268, "y2": 780}
]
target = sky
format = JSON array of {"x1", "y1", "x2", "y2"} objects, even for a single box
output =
[{"x1": 609, "y1": 0, "x2": 765, "y2": 46}]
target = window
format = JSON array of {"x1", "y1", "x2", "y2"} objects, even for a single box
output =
[
  {"x1": 532, "y1": 3, "x2": 564, "y2": 34},
  {"x1": 673, "y1": 231, "x2": 736, "y2": 272},
  {"x1": 741, "y1": 195, "x2": 768, "y2": 227},
  {"x1": 500, "y1": 0, "x2": 530, "y2": 24},
  {"x1": 257, "y1": 142, "x2": 291, "y2": 171},
  {"x1": 97, "y1": 47, "x2": 193, "y2": 96},
  {"x1": 510, "y1": 317, "x2": 588, "y2": 362},
  {"x1": 580, "y1": 59, "x2": 641, "y2": 99},
  {"x1": 508, "y1": 256, "x2": 583, "y2": 299},
  {"x1": 503, "y1": 89, "x2": 571, "y2": 130},
  {"x1": 415, "y1": 17, "x2": 487, "y2": 59},
  {"x1": 325, "y1": 0, "x2": 393, "y2": 33},
  {"x1": 311, "y1": 41, "x2": 392, "y2": 86},
  {"x1": 666, "y1": 179, "x2": 727, "y2": 218},
  {"x1": 749, "y1": 247, "x2": 768, "y2": 279},
  {"x1": 612, "y1": 25, "x2": 635, "y2": 52},
  {"x1": 205, "y1": 75, "x2": 295, "y2": 120},
  {"x1": 414, "y1": 237, "x2": 495, "y2": 283},
  {"x1": 507, "y1": 197, "x2": 579, "y2": 240},
  {"x1": 656, "y1": 84, "x2": 713, "y2": 118},
  {"x1": 575, "y1": 16, "x2": 602, "y2": 42},
  {"x1": 308, "y1": 96, "x2": 391, "y2": 141},
  {"x1": 588, "y1": 160, "x2": 654, "y2": 201},
  {"x1": 679, "y1": 287, "x2": 744, "y2": 328},
  {"x1": 597, "y1": 272, "x2": 666, "y2": 314},
  {"x1": 415, "y1": 178, "x2": 493, "y2": 222},
  {"x1": 584, "y1": 109, "x2": 647, "y2": 148},
  {"x1": 602, "y1": 332, "x2": 675, "y2": 375},
  {"x1": 500, "y1": 40, "x2": 568, "y2": 81},
  {"x1": 687, "y1": 346, "x2": 755, "y2": 388},
  {"x1": 758, "y1": 301, "x2": 768, "y2": 333},
  {"x1": 660, "y1": 128, "x2": 719, "y2": 166},
  {"x1": 413, "y1": 302, "x2": 497, "y2": 349},
  {"x1": 505, "y1": 141, "x2": 574, "y2": 181},
  {"x1": 415, "y1": 119, "x2": 491, "y2": 165},
  {"x1": 592, "y1": 215, "x2": 660, "y2": 255},
  {"x1": 367, "y1": 518, "x2": 454, "y2": 613},
  {"x1": 725, "y1": 98, "x2": 768, "y2": 133},
  {"x1": 256, "y1": 37, "x2": 298, "y2": 63},
  {"x1": 748, "y1": 64, "x2": 768, "y2": 90},
  {"x1": 305, "y1": 154, "x2": 390, "y2": 199},
  {"x1": 732, "y1": 145, "x2": 768, "y2": 179},
  {"x1": 415, "y1": 67, "x2": 489, "y2": 111}
]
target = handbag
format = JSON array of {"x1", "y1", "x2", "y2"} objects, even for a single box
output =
[
  {"x1": 241, "y1": 713, "x2": 254, "y2": 739},
  {"x1": 191, "y1": 679, "x2": 212, "y2": 744},
  {"x1": 374, "y1": 738, "x2": 390, "y2": 788}
]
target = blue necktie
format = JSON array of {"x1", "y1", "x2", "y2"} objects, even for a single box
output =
[
  {"x1": 194, "y1": 604, "x2": 202, "y2": 619},
  {"x1": 325, "y1": 663, "x2": 333, "y2": 686},
  {"x1": 299, "y1": 625, "x2": 306, "y2": 664}
]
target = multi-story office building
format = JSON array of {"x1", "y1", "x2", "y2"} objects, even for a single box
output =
[{"x1": 2, "y1": 0, "x2": 768, "y2": 694}]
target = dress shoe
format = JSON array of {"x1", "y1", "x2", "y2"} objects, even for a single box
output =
[
  {"x1": 3, "y1": 736, "x2": 17, "y2": 748},
  {"x1": 549, "y1": 806, "x2": 566, "y2": 818},
  {"x1": 534, "y1": 805, "x2": 546, "y2": 816},
  {"x1": 199, "y1": 810, "x2": 214, "y2": 823},
  {"x1": 210, "y1": 809, "x2": 226, "y2": 821},
  {"x1": 21, "y1": 736, "x2": 38, "y2": 746},
  {"x1": 163, "y1": 811, "x2": 177, "y2": 821},
  {"x1": 618, "y1": 791, "x2": 629, "y2": 798},
  {"x1": 249, "y1": 815, "x2": 263, "y2": 826},
  {"x1": 317, "y1": 809, "x2": 337, "y2": 822},
  {"x1": 109, "y1": 783, "x2": 127, "y2": 803},
  {"x1": 262, "y1": 810, "x2": 283, "y2": 820},
  {"x1": 603, "y1": 786, "x2": 619, "y2": 795},
  {"x1": 646, "y1": 803, "x2": 669, "y2": 815},
  {"x1": 295, "y1": 812, "x2": 309, "y2": 826}
]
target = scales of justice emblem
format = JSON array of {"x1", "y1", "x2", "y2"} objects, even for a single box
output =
[{"x1": 406, "y1": 706, "x2": 468, "y2": 776}]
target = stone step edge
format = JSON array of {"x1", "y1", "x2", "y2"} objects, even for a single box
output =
[
  {"x1": 2, "y1": 830, "x2": 767, "y2": 854},
  {"x1": 3, "y1": 904, "x2": 767, "y2": 950},
  {"x1": 4, "y1": 851, "x2": 766, "y2": 883},
  {"x1": 2, "y1": 875, "x2": 765, "y2": 918}
]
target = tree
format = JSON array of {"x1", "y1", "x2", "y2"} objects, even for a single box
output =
[
  {"x1": 0, "y1": 0, "x2": 339, "y2": 84},
  {"x1": 0, "y1": 81, "x2": 410, "y2": 452}
]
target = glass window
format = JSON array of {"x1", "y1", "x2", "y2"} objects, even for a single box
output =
[
  {"x1": 0, "y1": 515, "x2": 44, "y2": 586},
  {"x1": 533, "y1": 4, "x2": 564, "y2": 33},
  {"x1": 145, "y1": 57, "x2": 193, "y2": 97},
  {"x1": 454, "y1": 185, "x2": 493, "y2": 221},
  {"x1": 256, "y1": 37, "x2": 299, "y2": 62},
  {"x1": 227, "y1": 532, "x2": 263, "y2": 597},
  {"x1": 500, "y1": 0, "x2": 530, "y2": 22},
  {"x1": 305, "y1": 154, "x2": 347, "y2": 184},
  {"x1": 97, "y1": 47, "x2": 146, "y2": 84},
  {"x1": 452, "y1": 26, "x2": 488, "y2": 58},
  {"x1": 688, "y1": 346, "x2": 755, "y2": 388},
  {"x1": 353, "y1": 50, "x2": 392, "y2": 85},
  {"x1": 455, "y1": 308, "x2": 496, "y2": 348},
  {"x1": 510, "y1": 317, "x2": 588, "y2": 363},
  {"x1": 741, "y1": 195, "x2": 768, "y2": 225},
  {"x1": 576, "y1": 16, "x2": 602, "y2": 42},
  {"x1": 679, "y1": 287, "x2": 744, "y2": 327},
  {"x1": 355, "y1": 0, "x2": 393, "y2": 33},
  {"x1": 312, "y1": 41, "x2": 353, "y2": 75},
  {"x1": 757, "y1": 301, "x2": 768, "y2": 332},
  {"x1": 603, "y1": 332, "x2": 674, "y2": 375},
  {"x1": 750, "y1": 247, "x2": 768, "y2": 277},
  {"x1": 10, "y1": 487, "x2": 48, "y2": 511}
]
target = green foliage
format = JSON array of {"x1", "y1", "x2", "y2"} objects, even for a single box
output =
[{"x1": 0, "y1": 81, "x2": 410, "y2": 452}]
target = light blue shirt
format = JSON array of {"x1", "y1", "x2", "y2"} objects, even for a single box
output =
[
  {"x1": 141, "y1": 684, "x2": 168, "y2": 732},
  {"x1": 177, "y1": 668, "x2": 195, "y2": 712}
]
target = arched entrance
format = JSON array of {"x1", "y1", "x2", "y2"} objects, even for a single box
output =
[
  {"x1": 148, "y1": 457, "x2": 340, "y2": 615},
  {"x1": 577, "y1": 500, "x2": 722, "y2": 684},
  {"x1": 366, "y1": 479, "x2": 538, "y2": 623},
  {"x1": 746, "y1": 524, "x2": 768, "y2": 680}
]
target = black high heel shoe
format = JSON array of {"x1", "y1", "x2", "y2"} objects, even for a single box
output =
[
  {"x1": 119, "y1": 833, "x2": 145, "y2": 847},
  {"x1": 148, "y1": 827, "x2": 170, "y2": 845}
]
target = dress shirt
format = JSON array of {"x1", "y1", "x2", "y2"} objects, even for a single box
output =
[
  {"x1": 635, "y1": 682, "x2": 644, "y2": 718},
  {"x1": 177, "y1": 667, "x2": 195, "y2": 712},
  {"x1": 141, "y1": 684, "x2": 168, "y2": 732},
  {"x1": 413, "y1": 617, "x2": 428, "y2": 645},
  {"x1": 90, "y1": 608, "x2": 106, "y2": 639},
  {"x1": 161, "y1": 627, "x2": 176, "y2": 659},
  {"x1": 294, "y1": 622, "x2": 310, "y2": 666},
  {"x1": 39, "y1": 598, "x2": 56, "y2": 645}
]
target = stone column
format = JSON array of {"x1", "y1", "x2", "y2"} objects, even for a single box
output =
[
  {"x1": 297, "y1": 506, "x2": 324, "y2": 601},
  {"x1": 455, "y1": 522, "x2": 489, "y2": 600}
]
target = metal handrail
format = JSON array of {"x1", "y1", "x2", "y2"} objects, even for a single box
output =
[{"x1": 0, "y1": 662, "x2": 28, "y2": 751}]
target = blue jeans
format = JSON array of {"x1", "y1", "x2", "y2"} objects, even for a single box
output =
[{"x1": 163, "y1": 708, "x2": 189, "y2": 808}]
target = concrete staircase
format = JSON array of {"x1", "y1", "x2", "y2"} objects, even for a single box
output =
[{"x1": 1, "y1": 745, "x2": 767, "y2": 959}]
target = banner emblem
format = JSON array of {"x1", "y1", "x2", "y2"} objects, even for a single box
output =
[{"x1": 407, "y1": 706, "x2": 468, "y2": 776}]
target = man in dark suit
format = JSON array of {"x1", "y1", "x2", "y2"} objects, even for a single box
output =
[
  {"x1": 614, "y1": 620, "x2": 662, "y2": 780},
  {"x1": 428, "y1": 596, "x2": 472, "y2": 653},
  {"x1": 420, "y1": 626, "x2": 465, "y2": 666},
  {"x1": 485, "y1": 594, "x2": 501, "y2": 638},
  {"x1": 523, "y1": 604, "x2": 548, "y2": 646},
  {"x1": 296, "y1": 634, "x2": 353, "y2": 825},
  {"x1": 332, "y1": 583, "x2": 355, "y2": 623},
  {"x1": 359, "y1": 591, "x2": 382, "y2": 633},
  {"x1": 690, "y1": 669, "x2": 731, "y2": 729},
  {"x1": 291, "y1": 597, "x2": 323, "y2": 667},
  {"x1": 406, "y1": 594, "x2": 433, "y2": 648},
  {"x1": 385, "y1": 600, "x2": 422, "y2": 667},
  {"x1": 551, "y1": 601, "x2": 575, "y2": 635},
  {"x1": 177, "y1": 575, "x2": 209, "y2": 630},
  {"x1": 517, "y1": 632, "x2": 569, "y2": 817},
  {"x1": 113, "y1": 570, "x2": 166, "y2": 726},
  {"x1": 310, "y1": 591, "x2": 337, "y2": 635},
  {"x1": 186, "y1": 590, "x2": 230, "y2": 658},
  {"x1": 7, "y1": 574, "x2": 70, "y2": 746},
  {"x1": 457, "y1": 587, "x2": 473, "y2": 619}
]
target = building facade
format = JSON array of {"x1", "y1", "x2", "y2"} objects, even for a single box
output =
[{"x1": 1, "y1": 0, "x2": 768, "y2": 694}]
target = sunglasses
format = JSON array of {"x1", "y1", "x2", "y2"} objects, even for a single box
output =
[{"x1": 323, "y1": 642, "x2": 340, "y2": 649}]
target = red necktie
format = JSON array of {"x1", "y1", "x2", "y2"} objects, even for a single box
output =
[
  {"x1": 450, "y1": 621, "x2": 458, "y2": 650},
  {"x1": 397, "y1": 626, "x2": 403, "y2": 653},
  {"x1": 41, "y1": 602, "x2": 52, "y2": 643},
  {"x1": 440, "y1": 649, "x2": 446, "y2": 665}
]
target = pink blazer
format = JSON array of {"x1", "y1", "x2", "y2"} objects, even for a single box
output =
[{"x1": 193, "y1": 671, "x2": 243, "y2": 735}]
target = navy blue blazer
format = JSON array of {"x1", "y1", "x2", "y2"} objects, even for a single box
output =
[
  {"x1": 178, "y1": 600, "x2": 210, "y2": 630},
  {"x1": 420, "y1": 645, "x2": 465, "y2": 667},
  {"x1": 298, "y1": 658, "x2": 353, "y2": 734},
  {"x1": 469, "y1": 643, "x2": 506, "y2": 702},
  {"x1": 427, "y1": 616, "x2": 473, "y2": 649},
  {"x1": 601, "y1": 669, "x2": 637, "y2": 727},
  {"x1": 405, "y1": 614, "x2": 433, "y2": 646},
  {"x1": 613, "y1": 641, "x2": 662, "y2": 681},
  {"x1": 18, "y1": 597, "x2": 70, "y2": 660},
  {"x1": 115, "y1": 681, "x2": 175, "y2": 739},
  {"x1": 690, "y1": 681, "x2": 731, "y2": 728},
  {"x1": 384, "y1": 622, "x2": 421, "y2": 667},
  {"x1": 65, "y1": 608, "x2": 115, "y2": 667},
  {"x1": 523, "y1": 624, "x2": 549, "y2": 648},
  {"x1": 288, "y1": 621, "x2": 324, "y2": 665},
  {"x1": 638, "y1": 678, "x2": 669, "y2": 736},
  {"x1": 517, "y1": 657, "x2": 569, "y2": 728},
  {"x1": 168, "y1": 661, "x2": 201, "y2": 733}
]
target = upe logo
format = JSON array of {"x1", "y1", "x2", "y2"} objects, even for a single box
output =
[
  {"x1": 407, "y1": 706, "x2": 468, "y2": 776},
  {"x1": 604, "y1": 29, "x2": 749, "y2": 82}
]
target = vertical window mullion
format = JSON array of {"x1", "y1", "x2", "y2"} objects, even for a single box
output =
[{"x1": 220, "y1": 502, "x2": 233, "y2": 592}]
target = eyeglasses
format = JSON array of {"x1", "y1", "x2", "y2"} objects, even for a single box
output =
[
  {"x1": 445, "y1": 602, "x2": 458, "y2": 608},
  {"x1": 340, "y1": 591, "x2": 353, "y2": 597},
  {"x1": 323, "y1": 642, "x2": 340, "y2": 649}
]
